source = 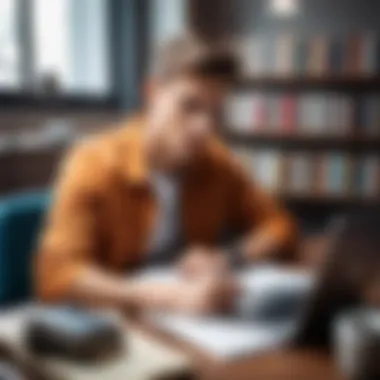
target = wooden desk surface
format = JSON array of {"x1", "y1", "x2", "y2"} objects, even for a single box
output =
[
  {"x1": 199, "y1": 350, "x2": 345, "y2": 380},
  {"x1": 133, "y1": 321, "x2": 346, "y2": 380}
]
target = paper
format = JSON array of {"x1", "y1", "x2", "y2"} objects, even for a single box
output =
[
  {"x1": 152, "y1": 314, "x2": 296, "y2": 358},
  {"x1": 135, "y1": 265, "x2": 314, "y2": 359}
]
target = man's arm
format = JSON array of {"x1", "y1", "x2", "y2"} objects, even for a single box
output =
[
  {"x1": 227, "y1": 156, "x2": 298, "y2": 263},
  {"x1": 35, "y1": 140, "x2": 235, "y2": 314},
  {"x1": 177, "y1": 151, "x2": 298, "y2": 279},
  {"x1": 35, "y1": 141, "x2": 179, "y2": 310}
]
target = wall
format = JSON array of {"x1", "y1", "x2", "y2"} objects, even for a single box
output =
[
  {"x1": 191, "y1": 0, "x2": 380, "y2": 40},
  {"x1": 149, "y1": 0, "x2": 188, "y2": 50}
]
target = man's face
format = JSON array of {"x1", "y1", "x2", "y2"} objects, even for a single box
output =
[{"x1": 146, "y1": 75, "x2": 228, "y2": 168}]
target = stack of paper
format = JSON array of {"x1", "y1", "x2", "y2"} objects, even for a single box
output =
[{"x1": 136, "y1": 265, "x2": 314, "y2": 359}]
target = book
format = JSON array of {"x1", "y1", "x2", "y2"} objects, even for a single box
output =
[
  {"x1": 308, "y1": 36, "x2": 329, "y2": 76},
  {"x1": 239, "y1": 36, "x2": 268, "y2": 77},
  {"x1": 262, "y1": 34, "x2": 276, "y2": 76},
  {"x1": 329, "y1": 38, "x2": 345, "y2": 75},
  {"x1": 254, "y1": 93, "x2": 268, "y2": 130},
  {"x1": 355, "y1": 156, "x2": 380, "y2": 197},
  {"x1": 280, "y1": 94, "x2": 297, "y2": 133},
  {"x1": 137, "y1": 266, "x2": 313, "y2": 359},
  {"x1": 226, "y1": 91, "x2": 359, "y2": 137},
  {"x1": 233, "y1": 147, "x2": 379, "y2": 200},
  {"x1": 345, "y1": 35, "x2": 362, "y2": 75},
  {"x1": 363, "y1": 95, "x2": 380, "y2": 136},
  {"x1": 226, "y1": 93, "x2": 253, "y2": 132},
  {"x1": 238, "y1": 36, "x2": 257, "y2": 77},
  {"x1": 275, "y1": 34, "x2": 294, "y2": 77},
  {"x1": 324, "y1": 153, "x2": 350, "y2": 195},
  {"x1": 294, "y1": 38, "x2": 308, "y2": 76},
  {"x1": 238, "y1": 33, "x2": 380, "y2": 79},
  {"x1": 252, "y1": 150, "x2": 283, "y2": 192},
  {"x1": 314, "y1": 153, "x2": 326, "y2": 194},
  {"x1": 287, "y1": 153, "x2": 313, "y2": 194},
  {"x1": 361, "y1": 33, "x2": 378, "y2": 76}
]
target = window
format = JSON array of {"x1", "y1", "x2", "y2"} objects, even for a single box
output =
[
  {"x1": 0, "y1": 0, "x2": 20, "y2": 89},
  {"x1": 1, "y1": 0, "x2": 111, "y2": 98},
  {"x1": 32, "y1": 0, "x2": 110, "y2": 96}
]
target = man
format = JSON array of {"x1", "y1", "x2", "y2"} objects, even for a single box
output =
[{"x1": 35, "y1": 36, "x2": 297, "y2": 314}]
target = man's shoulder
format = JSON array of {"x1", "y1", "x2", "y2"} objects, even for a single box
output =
[
  {"x1": 59, "y1": 121, "x2": 142, "y2": 189},
  {"x1": 68, "y1": 123, "x2": 137, "y2": 169},
  {"x1": 206, "y1": 136, "x2": 241, "y2": 172}
]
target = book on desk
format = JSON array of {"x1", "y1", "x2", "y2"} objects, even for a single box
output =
[{"x1": 135, "y1": 265, "x2": 314, "y2": 359}]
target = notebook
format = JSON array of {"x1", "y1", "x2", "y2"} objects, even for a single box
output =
[{"x1": 135, "y1": 265, "x2": 314, "y2": 359}]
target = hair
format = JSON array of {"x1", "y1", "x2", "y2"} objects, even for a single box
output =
[
  {"x1": 295, "y1": 210, "x2": 380, "y2": 349},
  {"x1": 150, "y1": 34, "x2": 239, "y2": 83}
]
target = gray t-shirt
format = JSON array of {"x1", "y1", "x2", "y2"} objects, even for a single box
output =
[{"x1": 146, "y1": 172, "x2": 182, "y2": 264}]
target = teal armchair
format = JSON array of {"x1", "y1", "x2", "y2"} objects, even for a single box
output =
[{"x1": 0, "y1": 191, "x2": 50, "y2": 305}]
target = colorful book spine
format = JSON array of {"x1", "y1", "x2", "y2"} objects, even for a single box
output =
[
  {"x1": 237, "y1": 33, "x2": 380, "y2": 78},
  {"x1": 280, "y1": 94, "x2": 297, "y2": 132},
  {"x1": 364, "y1": 95, "x2": 380, "y2": 136},
  {"x1": 294, "y1": 38, "x2": 308, "y2": 76},
  {"x1": 355, "y1": 156, "x2": 380, "y2": 196},
  {"x1": 252, "y1": 150, "x2": 281, "y2": 192},
  {"x1": 262, "y1": 35, "x2": 276, "y2": 76},
  {"x1": 255, "y1": 94, "x2": 268, "y2": 130},
  {"x1": 308, "y1": 36, "x2": 329, "y2": 76},
  {"x1": 324, "y1": 153, "x2": 349, "y2": 195},
  {"x1": 287, "y1": 153, "x2": 313, "y2": 194},
  {"x1": 345, "y1": 35, "x2": 362, "y2": 75},
  {"x1": 329, "y1": 38, "x2": 345, "y2": 75},
  {"x1": 232, "y1": 147, "x2": 379, "y2": 200},
  {"x1": 361, "y1": 34, "x2": 377, "y2": 76},
  {"x1": 275, "y1": 34, "x2": 294, "y2": 77}
]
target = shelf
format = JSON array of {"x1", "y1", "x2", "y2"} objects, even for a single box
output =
[
  {"x1": 277, "y1": 193, "x2": 380, "y2": 206},
  {"x1": 223, "y1": 131, "x2": 380, "y2": 151},
  {"x1": 235, "y1": 76, "x2": 380, "y2": 91}
]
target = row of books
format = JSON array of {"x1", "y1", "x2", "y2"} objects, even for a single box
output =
[
  {"x1": 233, "y1": 147, "x2": 380, "y2": 197},
  {"x1": 237, "y1": 33, "x2": 380, "y2": 77},
  {"x1": 226, "y1": 92, "x2": 380, "y2": 136}
]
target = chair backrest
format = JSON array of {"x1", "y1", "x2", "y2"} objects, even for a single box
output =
[{"x1": 0, "y1": 191, "x2": 49, "y2": 305}]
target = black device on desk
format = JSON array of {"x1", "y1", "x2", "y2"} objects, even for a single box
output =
[
  {"x1": 25, "y1": 307, "x2": 123, "y2": 362},
  {"x1": 0, "y1": 341, "x2": 48, "y2": 380}
]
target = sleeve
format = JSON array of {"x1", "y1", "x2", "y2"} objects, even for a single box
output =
[
  {"x1": 35, "y1": 142, "x2": 105, "y2": 302},
  {"x1": 228, "y1": 157, "x2": 299, "y2": 260}
]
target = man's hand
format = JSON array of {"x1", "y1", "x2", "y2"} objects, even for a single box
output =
[
  {"x1": 173, "y1": 247, "x2": 240, "y2": 315},
  {"x1": 173, "y1": 276, "x2": 239, "y2": 315},
  {"x1": 177, "y1": 246, "x2": 230, "y2": 279}
]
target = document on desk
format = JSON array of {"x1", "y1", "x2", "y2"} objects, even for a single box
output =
[{"x1": 134, "y1": 265, "x2": 314, "y2": 359}]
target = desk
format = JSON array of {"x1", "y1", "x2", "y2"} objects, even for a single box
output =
[
  {"x1": 0, "y1": 308, "x2": 345, "y2": 380},
  {"x1": 134, "y1": 322, "x2": 346, "y2": 380},
  {"x1": 199, "y1": 351, "x2": 345, "y2": 380}
]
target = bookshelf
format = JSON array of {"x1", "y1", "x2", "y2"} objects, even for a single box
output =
[
  {"x1": 188, "y1": 0, "x2": 380, "y2": 226},
  {"x1": 225, "y1": 32, "x2": 380, "y2": 208},
  {"x1": 235, "y1": 76, "x2": 380, "y2": 91},
  {"x1": 224, "y1": 130, "x2": 380, "y2": 151},
  {"x1": 278, "y1": 192, "x2": 380, "y2": 206},
  {"x1": 226, "y1": 79, "x2": 380, "y2": 205}
]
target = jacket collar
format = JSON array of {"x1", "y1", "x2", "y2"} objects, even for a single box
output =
[
  {"x1": 120, "y1": 115, "x2": 215, "y2": 188},
  {"x1": 120, "y1": 115, "x2": 151, "y2": 187}
]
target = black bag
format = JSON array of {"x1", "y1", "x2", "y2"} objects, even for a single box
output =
[{"x1": 25, "y1": 307, "x2": 123, "y2": 362}]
